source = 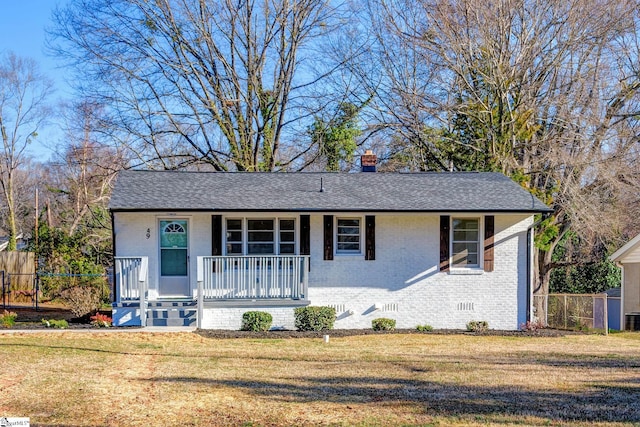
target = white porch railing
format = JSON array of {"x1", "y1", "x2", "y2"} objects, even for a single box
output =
[
  {"x1": 114, "y1": 256, "x2": 148, "y2": 327},
  {"x1": 114, "y1": 256, "x2": 148, "y2": 303},
  {"x1": 197, "y1": 256, "x2": 309, "y2": 300}
]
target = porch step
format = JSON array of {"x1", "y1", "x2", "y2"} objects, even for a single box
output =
[
  {"x1": 146, "y1": 305, "x2": 197, "y2": 327},
  {"x1": 147, "y1": 300, "x2": 196, "y2": 308},
  {"x1": 147, "y1": 300, "x2": 197, "y2": 326}
]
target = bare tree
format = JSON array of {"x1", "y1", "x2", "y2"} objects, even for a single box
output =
[
  {"x1": 358, "y1": 0, "x2": 640, "y2": 319},
  {"x1": 47, "y1": 101, "x2": 127, "y2": 238},
  {"x1": 0, "y1": 52, "x2": 53, "y2": 250},
  {"x1": 49, "y1": 0, "x2": 351, "y2": 171}
]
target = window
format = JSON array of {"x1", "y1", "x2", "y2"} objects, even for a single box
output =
[
  {"x1": 248, "y1": 219, "x2": 274, "y2": 254},
  {"x1": 279, "y1": 219, "x2": 295, "y2": 254},
  {"x1": 163, "y1": 222, "x2": 185, "y2": 234},
  {"x1": 226, "y1": 219, "x2": 243, "y2": 255},
  {"x1": 451, "y1": 218, "x2": 480, "y2": 267},
  {"x1": 225, "y1": 218, "x2": 296, "y2": 255},
  {"x1": 337, "y1": 218, "x2": 361, "y2": 253}
]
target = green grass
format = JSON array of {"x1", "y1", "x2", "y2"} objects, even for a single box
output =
[{"x1": 1, "y1": 332, "x2": 640, "y2": 426}]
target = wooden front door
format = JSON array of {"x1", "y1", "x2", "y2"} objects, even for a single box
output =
[{"x1": 159, "y1": 219, "x2": 190, "y2": 297}]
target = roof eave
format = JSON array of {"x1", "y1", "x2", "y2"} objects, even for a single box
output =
[
  {"x1": 110, "y1": 207, "x2": 550, "y2": 214},
  {"x1": 610, "y1": 232, "x2": 640, "y2": 263}
]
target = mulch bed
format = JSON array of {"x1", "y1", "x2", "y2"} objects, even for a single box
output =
[
  {"x1": 4, "y1": 304, "x2": 582, "y2": 336},
  {"x1": 2, "y1": 304, "x2": 109, "y2": 329},
  {"x1": 195, "y1": 327, "x2": 581, "y2": 339}
]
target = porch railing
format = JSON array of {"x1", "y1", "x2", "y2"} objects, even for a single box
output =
[
  {"x1": 114, "y1": 256, "x2": 148, "y2": 304},
  {"x1": 197, "y1": 256, "x2": 309, "y2": 301}
]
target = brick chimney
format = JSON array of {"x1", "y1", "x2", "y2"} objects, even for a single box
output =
[{"x1": 360, "y1": 150, "x2": 377, "y2": 172}]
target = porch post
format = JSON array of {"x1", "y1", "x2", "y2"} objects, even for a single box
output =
[
  {"x1": 197, "y1": 257, "x2": 204, "y2": 329},
  {"x1": 138, "y1": 257, "x2": 148, "y2": 327},
  {"x1": 303, "y1": 256, "x2": 309, "y2": 299}
]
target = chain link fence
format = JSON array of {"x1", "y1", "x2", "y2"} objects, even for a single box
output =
[
  {"x1": 1, "y1": 272, "x2": 39, "y2": 308},
  {"x1": 535, "y1": 293, "x2": 608, "y2": 333}
]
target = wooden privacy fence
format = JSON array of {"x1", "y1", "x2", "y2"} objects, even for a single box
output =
[
  {"x1": 535, "y1": 293, "x2": 608, "y2": 332},
  {"x1": 0, "y1": 252, "x2": 36, "y2": 306}
]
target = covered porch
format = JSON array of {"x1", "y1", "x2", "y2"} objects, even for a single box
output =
[{"x1": 113, "y1": 255, "x2": 310, "y2": 327}]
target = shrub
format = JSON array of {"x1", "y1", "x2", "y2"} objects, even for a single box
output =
[
  {"x1": 294, "y1": 306, "x2": 336, "y2": 331},
  {"x1": 60, "y1": 286, "x2": 102, "y2": 318},
  {"x1": 466, "y1": 320, "x2": 489, "y2": 332},
  {"x1": 416, "y1": 324, "x2": 433, "y2": 332},
  {"x1": 372, "y1": 317, "x2": 396, "y2": 331},
  {"x1": 1, "y1": 310, "x2": 17, "y2": 328},
  {"x1": 520, "y1": 320, "x2": 545, "y2": 332},
  {"x1": 241, "y1": 311, "x2": 273, "y2": 331},
  {"x1": 41, "y1": 319, "x2": 69, "y2": 329},
  {"x1": 90, "y1": 313, "x2": 113, "y2": 328}
]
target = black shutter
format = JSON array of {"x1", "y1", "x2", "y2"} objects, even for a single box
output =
[
  {"x1": 440, "y1": 215, "x2": 450, "y2": 272},
  {"x1": 300, "y1": 215, "x2": 310, "y2": 256},
  {"x1": 211, "y1": 215, "x2": 222, "y2": 273},
  {"x1": 484, "y1": 215, "x2": 495, "y2": 272},
  {"x1": 365, "y1": 215, "x2": 375, "y2": 261},
  {"x1": 212, "y1": 215, "x2": 222, "y2": 255},
  {"x1": 323, "y1": 215, "x2": 333, "y2": 261}
]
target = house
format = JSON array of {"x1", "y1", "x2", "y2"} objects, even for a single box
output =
[
  {"x1": 109, "y1": 156, "x2": 551, "y2": 330},
  {"x1": 610, "y1": 233, "x2": 640, "y2": 330},
  {"x1": 0, "y1": 233, "x2": 26, "y2": 251}
]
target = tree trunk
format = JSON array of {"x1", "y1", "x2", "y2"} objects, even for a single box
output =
[{"x1": 3, "y1": 175, "x2": 17, "y2": 251}]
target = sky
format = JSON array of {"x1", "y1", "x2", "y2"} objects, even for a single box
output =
[{"x1": 0, "y1": 1, "x2": 71, "y2": 161}]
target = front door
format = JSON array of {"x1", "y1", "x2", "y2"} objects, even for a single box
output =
[{"x1": 159, "y1": 219, "x2": 190, "y2": 297}]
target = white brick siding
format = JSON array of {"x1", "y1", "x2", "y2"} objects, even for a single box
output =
[
  {"x1": 200, "y1": 306, "x2": 298, "y2": 330},
  {"x1": 113, "y1": 211, "x2": 532, "y2": 330},
  {"x1": 306, "y1": 214, "x2": 531, "y2": 330}
]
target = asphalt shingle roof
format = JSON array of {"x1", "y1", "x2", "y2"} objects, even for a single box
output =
[{"x1": 109, "y1": 170, "x2": 551, "y2": 213}]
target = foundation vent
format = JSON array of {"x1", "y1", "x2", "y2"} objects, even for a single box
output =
[
  {"x1": 328, "y1": 304, "x2": 346, "y2": 313},
  {"x1": 383, "y1": 303, "x2": 398, "y2": 312},
  {"x1": 457, "y1": 302, "x2": 475, "y2": 311}
]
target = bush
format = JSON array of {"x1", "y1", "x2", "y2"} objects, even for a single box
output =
[
  {"x1": 416, "y1": 324, "x2": 433, "y2": 332},
  {"x1": 520, "y1": 320, "x2": 545, "y2": 332},
  {"x1": 294, "y1": 306, "x2": 336, "y2": 331},
  {"x1": 60, "y1": 286, "x2": 102, "y2": 318},
  {"x1": 32, "y1": 223, "x2": 111, "y2": 303},
  {"x1": 241, "y1": 311, "x2": 273, "y2": 331},
  {"x1": 90, "y1": 313, "x2": 113, "y2": 328},
  {"x1": 372, "y1": 318, "x2": 396, "y2": 331},
  {"x1": 41, "y1": 319, "x2": 69, "y2": 329},
  {"x1": 466, "y1": 320, "x2": 489, "y2": 332},
  {"x1": 1, "y1": 310, "x2": 17, "y2": 328}
]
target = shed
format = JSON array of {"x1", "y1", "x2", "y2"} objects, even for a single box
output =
[{"x1": 610, "y1": 233, "x2": 640, "y2": 330}]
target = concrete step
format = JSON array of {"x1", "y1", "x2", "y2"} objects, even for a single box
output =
[
  {"x1": 147, "y1": 300, "x2": 196, "y2": 308},
  {"x1": 147, "y1": 316, "x2": 197, "y2": 327},
  {"x1": 146, "y1": 307, "x2": 197, "y2": 327}
]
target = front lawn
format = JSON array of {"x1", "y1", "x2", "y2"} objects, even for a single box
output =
[{"x1": 1, "y1": 331, "x2": 639, "y2": 426}]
